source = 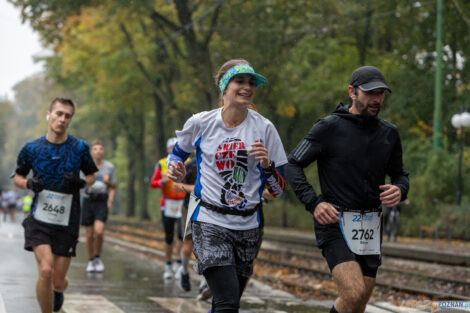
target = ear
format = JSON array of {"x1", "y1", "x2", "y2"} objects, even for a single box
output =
[{"x1": 347, "y1": 85, "x2": 356, "y2": 100}]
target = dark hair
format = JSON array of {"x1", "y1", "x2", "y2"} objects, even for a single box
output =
[
  {"x1": 49, "y1": 98, "x2": 75, "y2": 115},
  {"x1": 91, "y1": 140, "x2": 104, "y2": 148},
  {"x1": 215, "y1": 59, "x2": 256, "y2": 109}
]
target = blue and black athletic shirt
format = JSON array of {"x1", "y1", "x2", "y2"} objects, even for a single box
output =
[{"x1": 15, "y1": 135, "x2": 98, "y2": 237}]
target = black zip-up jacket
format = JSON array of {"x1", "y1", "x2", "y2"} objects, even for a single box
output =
[{"x1": 285, "y1": 103, "x2": 409, "y2": 213}]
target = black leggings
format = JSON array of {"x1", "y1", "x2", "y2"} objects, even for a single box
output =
[
  {"x1": 161, "y1": 212, "x2": 182, "y2": 244},
  {"x1": 203, "y1": 265, "x2": 249, "y2": 313}
]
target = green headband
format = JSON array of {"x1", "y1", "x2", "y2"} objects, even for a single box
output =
[{"x1": 219, "y1": 64, "x2": 268, "y2": 93}]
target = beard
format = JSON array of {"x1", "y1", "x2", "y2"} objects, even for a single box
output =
[{"x1": 356, "y1": 100, "x2": 380, "y2": 118}]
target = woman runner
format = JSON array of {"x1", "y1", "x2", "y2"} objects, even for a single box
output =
[{"x1": 167, "y1": 59, "x2": 287, "y2": 313}]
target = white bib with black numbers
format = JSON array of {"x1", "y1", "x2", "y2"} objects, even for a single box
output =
[
  {"x1": 34, "y1": 190, "x2": 72, "y2": 226},
  {"x1": 339, "y1": 211, "x2": 381, "y2": 255},
  {"x1": 164, "y1": 199, "x2": 184, "y2": 218}
]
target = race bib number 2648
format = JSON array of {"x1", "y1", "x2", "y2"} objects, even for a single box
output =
[{"x1": 34, "y1": 190, "x2": 72, "y2": 226}]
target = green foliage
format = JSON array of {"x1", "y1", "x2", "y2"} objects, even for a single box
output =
[{"x1": 3, "y1": 0, "x2": 470, "y2": 237}]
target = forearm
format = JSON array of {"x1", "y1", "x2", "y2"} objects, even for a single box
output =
[
  {"x1": 264, "y1": 165, "x2": 287, "y2": 198},
  {"x1": 173, "y1": 183, "x2": 194, "y2": 193},
  {"x1": 284, "y1": 162, "x2": 322, "y2": 211},
  {"x1": 167, "y1": 143, "x2": 190, "y2": 166},
  {"x1": 150, "y1": 167, "x2": 162, "y2": 188},
  {"x1": 108, "y1": 188, "x2": 115, "y2": 204},
  {"x1": 392, "y1": 176, "x2": 409, "y2": 200},
  {"x1": 107, "y1": 181, "x2": 117, "y2": 189}
]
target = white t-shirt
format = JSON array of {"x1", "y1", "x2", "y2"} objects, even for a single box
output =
[
  {"x1": 84, "y1": 160, "x2": 116, "y2": 196},
  {"x1": 176, "y1": 108, "x2": 288, "y2": 230}
]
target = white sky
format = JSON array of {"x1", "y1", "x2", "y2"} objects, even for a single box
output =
[{"x1": 0, "y1": 0, "x2": 45, "y2": 100}]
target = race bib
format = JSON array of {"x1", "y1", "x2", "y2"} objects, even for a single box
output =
[
  {"x1": 164, "y1": 199, "x2": 184, "y2": 218},
  {"x1": 339, "y1": 211, "x2": 381, "y2": 255},
  {"x1": 34, "y1": 190, "x2": 72, "y2": 226},
  {"x1": 183, "y1": 193, "x2": 200, "y2": 240}
]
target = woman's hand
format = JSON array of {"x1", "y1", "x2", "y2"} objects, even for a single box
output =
[
  {"x1": 167, "y1": 161, "x2": 186, "y2": 182},
  {"x1": 249, "y1": 140, "x2": 269, "y2": 169}
]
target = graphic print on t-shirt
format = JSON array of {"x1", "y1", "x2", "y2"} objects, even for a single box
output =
[{"x1": 215, "y1": 138, "x2": 248, "y2": 209}]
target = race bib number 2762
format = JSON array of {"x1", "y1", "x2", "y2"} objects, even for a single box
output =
[{"x1": 339, "y1": 211, "x2": 381, "y2": 255}]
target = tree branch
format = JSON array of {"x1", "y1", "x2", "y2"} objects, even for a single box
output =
[
  {"x1": 119, "y1": 22, "x2": 168, "y2": 103},
  {"x1": 150, "y1": 9, "x2": 179, "y2": 31},
  {"x1": 202, "y1": 0, "x2": 224, "y2": 48},
  {"x1": 452, "y1": 0, "x2": 470, "y2": 29}
]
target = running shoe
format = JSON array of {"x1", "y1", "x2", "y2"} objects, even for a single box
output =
[
  {"x1": 173, "y1": 262, "x2": 182, "y2": 278},
  {"x1": 93, "y1": 257, "x2": 105, "y2": 272},
  {"x1": 197, "y1": 277, "x2": 212, "y2": 301},
  {"x1": 163, "y1": 264, "x2": 173, "y2": 280},
  {"x1": 177, "y1": 267, "x2": 191, "y2": 292},
  {"x1": 53, "y1": 291, "x2": 64, "y2": 312},
  {"x1": 86, "y1": 260, "x2": 96, "y2": 272}
]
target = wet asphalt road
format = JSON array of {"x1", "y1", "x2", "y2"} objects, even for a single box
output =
[{"x1": 0, "y1": 218, "x2": 328, "y2": 313}]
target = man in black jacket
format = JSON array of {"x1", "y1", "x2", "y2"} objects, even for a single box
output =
[{"x1": 285, "y1": 66, "x2": 409, "y2": 313}]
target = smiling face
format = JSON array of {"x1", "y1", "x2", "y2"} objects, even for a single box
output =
[
  {"x1": 223, "y1": 74, "x2": 256, "y2": 108},
  {"x1": 348, "y1": 86, "x2": 386, "y2": 117},
  {"x1": 47, "y1": 102, "x2": 74, "y2": 136}
]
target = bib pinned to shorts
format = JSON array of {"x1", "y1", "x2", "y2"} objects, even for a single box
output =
[
  {"x1": 339, "y1": 211, "x2": 381, "y2": 255},
  {"x1": 34, "y1": 190, "x2": 72, "y2": 226},
  {"x1": 164, "y1": 198, "x2": 184, "y2": 218}
]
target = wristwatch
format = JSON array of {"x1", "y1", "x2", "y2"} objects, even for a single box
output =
[{"x1": 262, "y1": 160, "x2": 275, "y2": 176}]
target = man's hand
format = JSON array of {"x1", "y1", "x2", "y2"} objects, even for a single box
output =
[
  {"x1": 379, "y1": 184, "x2": 401, "y2": 207},
  {"x1": 167, "y1": 161, "x2": 186, "y2": 182},
  {"x1": 26, "y1": 176, "x2": 44, "y2": 193},
  {"x1": 62, "y1": 172, "x2": 86, "y2": 189},
  {"x1": 314, "y1": 202, "x2": 340, "y2": 225}
]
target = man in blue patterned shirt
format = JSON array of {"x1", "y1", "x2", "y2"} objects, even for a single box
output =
[{"x1": 12, "y1": 98, "x2": 98, "y2": 313}]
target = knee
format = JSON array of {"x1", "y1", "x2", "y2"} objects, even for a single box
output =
[
  {"x1": 52, "y1": 277, "x2": 67, "y2": 292},
  {"x1": 341, "y1": 286, "x2": 367, "y2": 310},
  {"x1": 165, "y1": 235, "x2": 174, "y2": 245},
  {"x1": 86, "y1": 230, "x2": 94, "y2": 240},
  {"x1": 182, "y1": 244, "x2": 192, "y2": 255},
  {"x1": 38, "y1": 264, "x2": 53, "y2": 282}
]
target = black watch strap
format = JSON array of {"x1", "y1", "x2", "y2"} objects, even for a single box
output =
[{"x1": 262, "y1": 160, "x2": 275, "y2": 177}]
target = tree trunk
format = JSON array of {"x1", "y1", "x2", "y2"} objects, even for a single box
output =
[
  {"x1": 136, "y1": 112, "x2": 150, "y2": 220},
  {"x1": 153, "y1": 92, "x2": 166, "y2": 158},
  {"x1": 126, "y1": 144, "x2": 136, "y2": 217},
  {"x1": 357, "y1": 5, "x2": 374, "y2": 65},
  {"x1": 173, "y1": 0, "x2": 219, "y2": 109}
]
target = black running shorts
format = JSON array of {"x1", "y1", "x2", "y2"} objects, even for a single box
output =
[
  {"x1": 161, "y1": 211, "x2": 182, "y2": 244},
  {"x1": 22, "y1": 216, "x2": 78, "y2": 257},
  {"x1": 314, "y1": 218, "x2": 381, "y2": 278},
  {"x1": 81, "y1": 197, "x2": 108, "y2": 226}
]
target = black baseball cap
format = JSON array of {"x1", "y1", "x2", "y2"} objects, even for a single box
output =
[{"x1": 350, "y1": 66, "x2": 391, "y2": 93}]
